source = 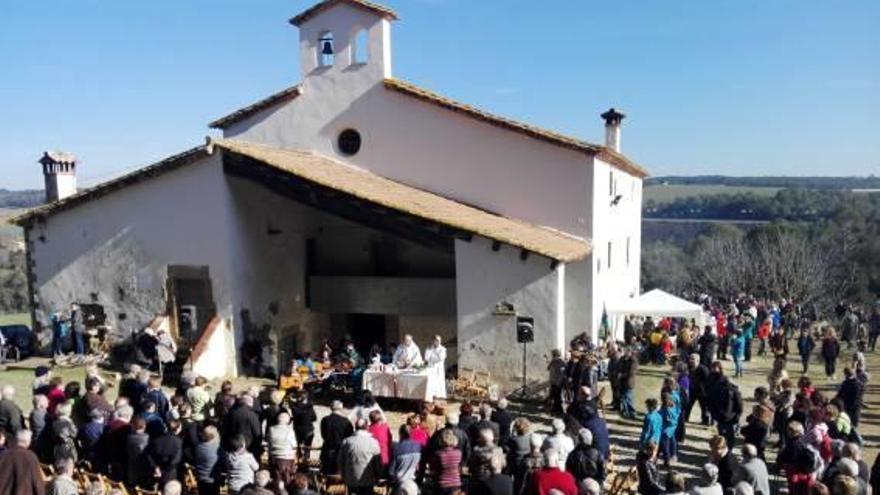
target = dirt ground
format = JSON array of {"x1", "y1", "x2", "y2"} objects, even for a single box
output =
[{"x1": 2, "y1": 346, "x2": 878, "y2": 492}]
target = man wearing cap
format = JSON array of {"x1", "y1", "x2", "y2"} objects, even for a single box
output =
[{"x1": 32, "y1": 367, "x2": 52, "y2": 397}]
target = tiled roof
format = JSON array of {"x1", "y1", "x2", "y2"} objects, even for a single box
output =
[
  {"x1": 290, "y1": 0, "x2": 398, "y2": 26},
  {"x1": 383, "y1": 78, "x2": 649, "y2": 178},
  {"x1": 40, "y1": 151, "x2": 77, "y2": 165},
  {"x1": 211, "y1": 138, "x2": 592, "y2": 262},
  {"x1": 11, "y1": 146, "x2": 209, "y2": 226},
  {"x1": 208, "y1": 85, "x2": 302, "y2": 130}
]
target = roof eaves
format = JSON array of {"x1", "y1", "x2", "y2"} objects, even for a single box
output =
[
  {"x1": 10, "y1": 146, "x2": 209, "y2": 226},
  {"x1": 290, "y1": 0, "x2": 398, "y2": 26},
  {"x1": 208, "y1": 85, "x2": 302, "y2": 129},
  {"x1": 209, "y1": 138, "x2": 591, "y2": 262},
  {"x1": 383, "y1": 78, "x2": 649, "y2": 178}
]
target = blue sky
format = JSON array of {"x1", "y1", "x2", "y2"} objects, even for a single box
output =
[{"x1": 1, "y1": 0, "x2": 878, "y2": 189}]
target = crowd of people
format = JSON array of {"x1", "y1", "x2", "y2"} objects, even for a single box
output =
[
  {"x1": 610, "y1": 297, "x2": 880, "y2": 495},
  {"x1": 0, "y1": 297, "x2": 878, "y2": 495},
  {"x1": 0, "y1": 359, "x2": 608, "y2": 495}
]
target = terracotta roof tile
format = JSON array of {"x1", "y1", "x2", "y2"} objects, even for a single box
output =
[
  {"x1": 383, "y1": 78, "x2": 649, "y2": 178},
  {"x1": 211, "y1": 138, "x2": 591, "y2": 262},
  {"x1": 289, "y1": 0, "x2": 398, "y2": 27},
  {"x1": 11, "y1": 146, "x2": 209, "y2": 226},
  {"x1": 208, "y1": 85, "x2": 302, "y2": 129}
]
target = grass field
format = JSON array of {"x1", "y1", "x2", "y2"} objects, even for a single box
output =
[
  {"x1": 0, "y1": 208, "x2": 24, "y2": 240},
  {"x1": 644, "y1": 184, "x2": 782, "y2": 204},
  {"x1": 0, "y1": 312, "x2": 29, "y2": 326}
]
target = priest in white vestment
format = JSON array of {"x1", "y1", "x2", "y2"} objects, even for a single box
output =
[
  {"x1": 424, "y1": 335, "x2": 448, "y2": 399},
  {"x1": 392, "y1": 334, "x2": 423, "y2": 369}
]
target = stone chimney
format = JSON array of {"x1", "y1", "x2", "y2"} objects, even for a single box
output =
[
  {"x1": 39, "y1": 151, "x2": 77, "y2": 203},
  {"x1": 601, "y1": 108, "x2": 626, "y2": 153}
]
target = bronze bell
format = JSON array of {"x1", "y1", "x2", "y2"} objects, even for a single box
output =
[{"x1": 321, "y1": 39, "x2": 334, "y2": 55}]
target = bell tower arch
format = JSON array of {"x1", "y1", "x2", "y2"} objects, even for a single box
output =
[{"x1": 290, "y1": 0, "x2": 398, "y2": 81}]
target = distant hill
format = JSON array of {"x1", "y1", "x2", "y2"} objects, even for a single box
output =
[
  {"x1": 646, "y1": 175, "x2": 880, "y2": 190},
  {"x1": 0, "y1": 189, "x2": 42, "y2": 209}
]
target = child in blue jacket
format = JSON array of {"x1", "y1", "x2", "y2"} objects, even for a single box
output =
[
  {"x1": 659, "y1": 393, "x2": 679, "y2": 464},
  {"x1": 640, "y1": 398, "x2": 662, "y2": 448}
]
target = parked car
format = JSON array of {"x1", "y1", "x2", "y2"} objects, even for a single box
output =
[{"x1": 0, "y1": 324, "x2": 35, "y2": 361}]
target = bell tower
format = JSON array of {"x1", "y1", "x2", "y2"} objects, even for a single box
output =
[
  {"x1": 39, "y1": 151, "x2": 78, "y2": 203},
  {"x1": 290, "y1": 0, "x2": 398, "y2": 81}
]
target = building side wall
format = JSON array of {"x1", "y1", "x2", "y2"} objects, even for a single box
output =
[
  {"x1": 27, "y1": 155, "x2": 237, "y2": 349},
  {"x1": 589, "y1": 158, "x2": 642, "y2": 340},
  {"x1": 455, "y1": 237, "x2": 562, "y2": 392},
  {"x1": 224, "y1": 83, "x2": 593, "y2": 238}
]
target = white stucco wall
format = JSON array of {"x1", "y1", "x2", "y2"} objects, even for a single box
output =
[
  {"x1": 27, "y1": 154, "x2": 238, "y2": 350},
  {"x1": 455, "y1": 237, "x2": 563, "y2": 392},
  {"x1": 221, "y1": 1, "x2": 648, "y2": 347},
  {"x1": 44, "y1": 172, "x2": 77, "y2": 203},
  {"x1": 191, "y1": 317, "x2": 236, "y2": 379},
  {"x1": 222, "y1": 3, "x2": 594, "y2": 239},
  {"x1": 588, "y1": 158, "x2": 643, "y2": 339}
]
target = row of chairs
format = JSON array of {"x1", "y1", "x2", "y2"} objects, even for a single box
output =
[
  {"x1": 453, "y1": 368, "x2": 492, "y2": 399},
  {"x1": 39, "y1": 462, "x2": 136, "y2": 494}
]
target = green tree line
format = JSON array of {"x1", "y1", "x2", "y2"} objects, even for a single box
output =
[
  {"x1": 643, "y1": 191, "x2": 880, "y2": 310},
  {"x1": 645, "y1": 188, "x2": 880, "y2": 222}
]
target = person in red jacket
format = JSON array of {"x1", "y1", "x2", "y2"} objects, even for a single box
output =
[
  {"x1": 757, "y1": 318, "x2": 772, "y2": 356},
  {"x1": 529, "y1": 448, "x2": 577, "y2": 495},
  {"x1": 367, "y1": 409, "x2": 392, "y2": 467}
]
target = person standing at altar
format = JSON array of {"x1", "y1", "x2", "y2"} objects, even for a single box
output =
[
  {"x1": 393, "y1": 334, "x2": 424, "y2": 369},
  {"x1": 425, "y1": 336, "x2": 447, "y2": 368},
  {"x1": 425, "y1": 335, "x2": 448, "y2": 399}
]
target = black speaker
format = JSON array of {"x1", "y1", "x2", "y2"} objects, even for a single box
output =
[{"x1": 516, "y1": 316, "x2": 534, "y2": 343}]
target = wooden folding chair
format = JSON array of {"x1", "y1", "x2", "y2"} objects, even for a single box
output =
[
  {"x1": 321, "y1": 474, "x2": 347, "y2": 495},
  {"x1": 105, "y1": 478, "x2": 131, "y2": 495},
  {"x1": 39, "y1": 463, "x2": 55, "y2": 482},
  {"x1": 454, "y1": 367, "x2": 476, "y2": 395},
  {"x1": 182, "y1": 463, "x2": 199, "y2": 493},
  {"x1": 467, "y1": 370, "x2": 492, "y2": 398}
]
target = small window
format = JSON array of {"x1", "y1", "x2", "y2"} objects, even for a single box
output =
[
  {"x1": 318, "y1": 32, "x2": 335, "y2": 67},
  {"x1": 352, "y1": 29, "x2": 369, "y2": 64},
  {"x1": 337, "y1": 129, "x2": 362, "y2": 155},
  {"x1": 626, "y1": 237, "x2": 631, "y2": 266},
  {"x1": 607, "y1": 241, "x2": 612, "y2": 269},
  {"x1": 609, "y1": 171, "x2": 614, "y2": 196}
]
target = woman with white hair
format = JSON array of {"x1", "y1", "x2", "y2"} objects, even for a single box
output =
[
  {"x1": 542, "y1": 419, "x2": 574, "y2": 468},
  {"x1": 566, "y1": 429, "x2": 604, "y2": 484},
  {"x1": 689, "y1": 463, "x2": 722, "y2": 495},
  {"x1": 52, "y1": 400, "x2": 78, "y2": 462}
]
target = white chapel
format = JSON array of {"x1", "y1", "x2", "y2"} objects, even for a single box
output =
[{"x1": 13, "y1": 0, "x2": 647, "y2": 389}]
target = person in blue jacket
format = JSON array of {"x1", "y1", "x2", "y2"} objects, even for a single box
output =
[
  {"x1": 51, "y1": 311, "x2": 72, "y2": 357},
  {"x1": 640, "y1": 398, "x2": 662, "y2": 448},
  {"x1": 659, "y1": 392, "x2": 680, "y2": 465},
  {"x1": 797, "y1": 329, "x2": 816, "y2": 374},
  {"x1": 730, "y1": 330, "x2": 746, "y2": 378}
]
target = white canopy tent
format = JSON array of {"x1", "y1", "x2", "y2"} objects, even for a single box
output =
[{"x1": 605, "y1": 289, "x2": 707, "y2": 341}]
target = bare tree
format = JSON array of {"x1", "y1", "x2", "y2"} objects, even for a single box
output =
[{"x1": 687, "y1": 225, "x2": 852, "y2": 312}]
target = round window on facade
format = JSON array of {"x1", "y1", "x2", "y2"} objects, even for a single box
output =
[{"x1": 337, "y1": 129, "x2": 362, "y2": 156}]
